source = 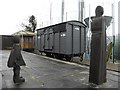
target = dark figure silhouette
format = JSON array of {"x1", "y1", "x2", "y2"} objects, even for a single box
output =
[
  {"x1": 7, "y1": 36, "x2": 26, "y2": 84},
  {"x1": 89, "y1": 6, "x2": 107, "y2": 85}
]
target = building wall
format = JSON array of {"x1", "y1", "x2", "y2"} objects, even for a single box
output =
[
  {"x1": 0, "y1": 35, "x2": 2, "y2": 50},
  {"x1": 118, "y1": 1, "x2": 120, "y2": 34},
  {"x1": 1, "y1": 35, "x2": 14, "y2": 50},
  {"x1": 118, "y1": 1, "x2": 120, "y2": 60}
]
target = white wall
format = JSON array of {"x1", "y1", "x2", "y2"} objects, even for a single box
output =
[{"x1": 118, "y1": 1, "x2": 120, "y2": 34}]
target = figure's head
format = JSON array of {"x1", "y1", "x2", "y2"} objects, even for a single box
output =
[
  {"x1": 13, "y1": 35, "x2": 20, "y2": 43},
  {"x1": 95, "y1": 6, "x2": 104, "y2": 17}
]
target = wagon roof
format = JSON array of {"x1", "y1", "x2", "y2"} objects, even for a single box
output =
[
  {"x1": 12, "y1": 30, "x2": 35, "y2": 36},
  {"x1": 37, "y1": 20, "x2": 87, "y2": 31}
]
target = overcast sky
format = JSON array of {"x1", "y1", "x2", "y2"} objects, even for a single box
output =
[{"x1": 0, "y1": 0, "x2": 119, "y2": 35}]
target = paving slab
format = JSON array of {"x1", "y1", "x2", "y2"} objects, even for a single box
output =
[{"x1": 1, "y1": 50, "x2": 120, "y2": 89}]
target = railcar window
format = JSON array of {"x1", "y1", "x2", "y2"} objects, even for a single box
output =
[
  {"x1": 61, "y1": 32, "x2": 66, "y2": 37},
  {"x1": 24, "y1": 37, "x2": 28, "y2": 42},
  {"x1": 29, "y1": 37, "x2": 32, "y2": 42},
  {"x1": 74, "y1": 26, "x2": 80, "y2": 31},
  {"x1": 38, "y1": 36, "x2": 40, "y2": 39},
  {"x1": 20, "y1": 38, "x2": 23, "y2": 42}
]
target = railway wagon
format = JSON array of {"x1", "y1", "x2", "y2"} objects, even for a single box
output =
[
  {"x1": 35, "y1": 20, "x2": 86, "y2": 61},
  {"x1": 13, "y1": 30, "x2": 35, "y2": 51},
  {"x1": 19, "y1": 35, "x2": 34, "y2": 51}
]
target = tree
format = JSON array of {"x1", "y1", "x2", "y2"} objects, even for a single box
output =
[
  {"x1": 21, "y1": 15, "x2": 37, "y2": 32},
  {"x1": 25, "y1": 25, "x2": 32, "y2": 32},
  {"x1": 29, "y1": 15, "x2": 37, "y2": 32},
  {"x1": 21, "y1": 23, "x2": 32, "y2": 32}
]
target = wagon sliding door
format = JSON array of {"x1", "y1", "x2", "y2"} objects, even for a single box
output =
[
  {"x1": 80, "y1": 27, "x2": 86, "y2": 54},
  {"x1": 40, "y1": 34, "x2": 44, "y2": 52},
  {"x1": 48, "y1": 32, "x2": 53, "y2": 52},
  {"x1": 54, "y1": 32, "x2": 66, "y2": 54},
  {"x1": 60, "y1": 32, "x2": 66, "y2": 54},
  {"x1": 37, "y1": 35, "x2": 41, "y2": 50},
  {"x1": 73, "y1": 25, "x2": 80, "y2": 54},
  {"x1": 54, "y1": 33, "x2": 59, "y2": 53},
  {"x1": 44, "y1": 33, "x2": 48, "y2": 50}
]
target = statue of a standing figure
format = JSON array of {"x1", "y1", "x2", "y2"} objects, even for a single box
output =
[
  {"x1": 89, "y1": 6, "x2": 107, "y2": 85},
  {"x1": 84, "y1": 6, "x2": 112, "y2": 85}
]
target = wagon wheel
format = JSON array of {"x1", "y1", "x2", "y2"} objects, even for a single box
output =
[
  {"x1": 58, "y1": 55, "x2": 63, "y2": 60},
  {"x1": 65, "y1": 55, "x2": 72, "y2": 61},
  {"x1": 70, "y1": 56, "x2": 74, "y2": 62},
  {"x1": 46, "y1": 53, "x2": 49, "y2": 57},
  {"x1": 80, "y1": 53, "x2": 84, "y2": 62},
  {"x1": 55, "y1": 54, "x2": 62, "y2": 60},
  {"x1": 51, "y1": 54, "x2": 55, "y2": 58},
  {"x1": 39, "y1": 51, "x2": 43, "y2": 55}
]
